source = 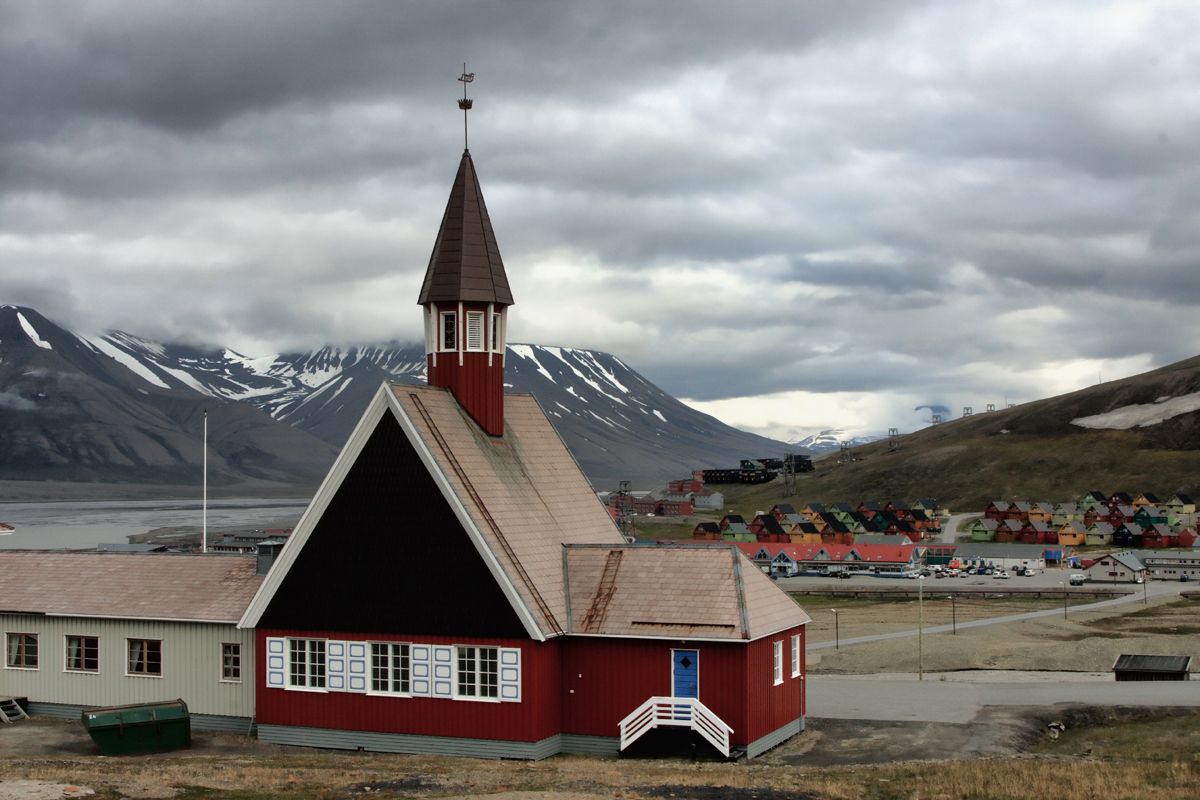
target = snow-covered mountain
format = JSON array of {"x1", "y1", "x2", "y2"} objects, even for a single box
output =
[
  {"x1": 790, "y1": 430, "x2": 885, "y2": 455},
  {"x1": 87, "y1": 330, "x2": 798, "y2": 489},
  {"x1": 0, "y1": 306, "x2": 339, "y2": 487}
]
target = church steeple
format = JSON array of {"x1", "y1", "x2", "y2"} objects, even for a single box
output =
[{"x1": 418, "y1": 149, "x2": 512, "y2": 436}]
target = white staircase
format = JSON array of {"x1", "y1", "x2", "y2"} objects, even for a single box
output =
[
  {"x1": 0, "y1": 698, "x2": 28, "y2": 723},
  {"x1": 619, "y1": 696, "x2": 733, "y2": 757}
]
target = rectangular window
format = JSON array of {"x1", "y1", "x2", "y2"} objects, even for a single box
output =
[
  {"x1": 491, "y1": 313, "x2": 502, "y2": 352},
  {"x1": 440, "y1": 312, "x2": 457, "y2": 350},
  {"x1": 371, "y1": 642, "x2": 410, "y2": 694},
  {"x1": 6, "y1": 633, "x2": 37, "y2": 669},
  {"x1": 222, "y1": 643, "x2": 241, "y2": 682},
  {"x1": 456, "y1": 646, "x2": 498, "y2": 699},
  {"x1": 773, "y1": 641, "x2": 783, "y2": 685},
  {"x1": 791, "y1": 634, "x2": 801, "y2": 678},
  {"x1": 289, "y1": 639, "x2": 325, "y2": 688},
  {"x1": 127, "y1": 639, "x2": 162, "y2": 676},
  {"x1": 66, "y1": 636, "x2": 98, "y2": 672},
  {"x1": 465, "y1": 311, "x2": 485, "y2": 350}
]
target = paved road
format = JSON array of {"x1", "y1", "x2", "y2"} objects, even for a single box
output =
[
  {"x1": 804, "y1": 579, "x2": 1198, "y2": 721},
  {"x1": 938, "y1": 512, "x2": 977, "y2": 543},
  {"x1": 806, "y1": 577, "x2": 1179, "y2": 652},
  {"x1": 809, "y1": 673, "x2": 1200, "y2": 722}
]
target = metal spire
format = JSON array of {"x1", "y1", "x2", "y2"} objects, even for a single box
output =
[{"x1": 458, "y1": 64, "x2": 474, "y2": 150}]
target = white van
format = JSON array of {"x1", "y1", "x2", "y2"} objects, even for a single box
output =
[{"x1": 1069, "y1": 574, "x2": 1086, "y2": 586}]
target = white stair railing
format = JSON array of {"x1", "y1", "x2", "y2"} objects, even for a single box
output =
[{"x1": 618, "y1": 696, "x2": 732, "y2": 757}]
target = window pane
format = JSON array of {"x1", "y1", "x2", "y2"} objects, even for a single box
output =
[
  {"x1": 308, "y1": 640, "x2": 325, "y2": 688},
  {"x1": 289, "y1": 639, "x2": 307, "y2": 686},
  {"x1": 442, "y1": 313, "x2": 457, "y2": 350},
  {"x1": 66, "y1": 636, "x2": 97, "y2": 672},
  {"x1": 457, "y1": 647, "x2": 476, "y2": 696},
  {"x1": 479, "y1": 647, "x2": 498, "y2": 698},
  {"x1": 223, "y1": 643, "x2": 241, "y2": 681},
  {"x1": 393, "y1": 644, "x2": 410, "y2": 694}
]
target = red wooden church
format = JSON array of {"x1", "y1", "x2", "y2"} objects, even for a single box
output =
[{"x1": 239, "y1": 146, "x2": 810, "y2": 760}]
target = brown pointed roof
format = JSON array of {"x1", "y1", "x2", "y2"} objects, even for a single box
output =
[{"x1": 418, "y1": 149, "x2": 514, "y2": 306}]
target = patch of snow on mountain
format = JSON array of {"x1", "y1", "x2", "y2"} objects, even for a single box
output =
[
  {"x1": 91, "y1": 337, "x2": 170, "y2": 388},
  {"x1": 549, "y1": 347, "x2": 627, "y2": 406},
  {"x1": 509, "y1": 344, "x2": 556, "y2": 383},
  {"x1": 579, "y1": 350, "x2": 630, "y2": 393},
  {"x1": 17, "y1": 313, "x2": 52, "y2": 350},
  {"x1": 1072, "y1": 392, "x2": 1200, "y2": 430},
  {"x1": 155, "y1": 364, "x2": 216, "y2": 396},
  {"x1": 652, "y1": 410, "x2": 667, "y2": 422}
]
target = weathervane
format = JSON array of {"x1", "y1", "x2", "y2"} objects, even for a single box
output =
[{"x1": 458, "y1": 64, "x2": 474, "y2": 150}]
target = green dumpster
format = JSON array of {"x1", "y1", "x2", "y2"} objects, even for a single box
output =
[{"x1": 81, "y1": 699, "x2": 191, "y2": 756}]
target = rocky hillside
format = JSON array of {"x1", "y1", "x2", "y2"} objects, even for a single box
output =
[
  {"x1": 790, "y1": 353, "x2": 1200, "y2": 510},
  {"x1": 0, "y1": 306, "x2": 339, "y2": 488}
]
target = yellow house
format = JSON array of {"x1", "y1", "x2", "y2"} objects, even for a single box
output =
[{"x1": 1058, "y1": 521, "x2": 1086, "y2": 547}]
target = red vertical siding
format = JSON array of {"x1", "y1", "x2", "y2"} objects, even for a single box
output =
[
  {"x1": 427, "y1": 302, "x2": 505, "y2": 436},
  {"x1": 741, "y1": 626, "x2": 805, "y2": 744},
  {"x1": 257, "y1": 630, "x2": 559, "y2": 744},
  {"x1": 561, "y1": 637, "x2": 759, "y2": 745}
]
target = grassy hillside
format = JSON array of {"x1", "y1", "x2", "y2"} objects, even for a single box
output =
[{"x1": 708, "y1": 354, "x2": 1200, "y2": 513}]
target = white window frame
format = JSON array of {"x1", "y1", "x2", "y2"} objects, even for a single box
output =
[
  {"x1": 455, "y1": 645, "x2": 500, "y2": 702},
  {"x1": 491, "y1": 311, "x2": 505, "y2": 353},
  {"x1": 221, "y1": 642, "x2": 241, "y2": 683},
  {"x1": 369, "y1": 642, "x2": 411, "y2": 696},
  {"x1": 288, "y1": 638, "x2": 327, "y2": 691},
  {"x1": 773, "y1": 640, "x2": 783, "y2": 685},
  {"x1": 65, "y1": 635, "x2": 99, "y2": 674},
  {"x1": 440, "y1": 311, "x2": 457, "y2": 351},
  {"x1": 791, "y1": 634, "x2": 801, "y2": 678},
  {"x1": 465, "y1": 311, "x2": 485, "y2": 351},
  {"x1": 6, "y1": 632, "x2": 38, "y2": 671},
  {"x1": 126, "y1": 638, "x2": 163, "y2": 678}
]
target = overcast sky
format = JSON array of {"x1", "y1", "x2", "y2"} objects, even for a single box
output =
[{"x1": 3, "y1": 1, "x2": 1199, "y2": 442}]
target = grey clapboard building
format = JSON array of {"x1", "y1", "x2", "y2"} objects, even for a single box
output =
[{"x1": 0, "y1": 552, "x2": 262, "y2": 731}]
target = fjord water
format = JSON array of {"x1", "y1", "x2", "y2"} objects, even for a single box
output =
[{"x1": 0, "y1": 498, "x2": 309, "y2": 550}]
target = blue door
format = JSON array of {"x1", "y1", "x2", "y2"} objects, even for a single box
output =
[{"x1": 673, "y1": 650, "x2": 699, "y2": 698}]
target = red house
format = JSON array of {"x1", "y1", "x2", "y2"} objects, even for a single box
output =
[{"x1": 239, "y1": 146, "x2": 810, "y2": 760}]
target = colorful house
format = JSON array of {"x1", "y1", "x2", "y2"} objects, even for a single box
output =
[{"x1": 239, "y1": 146, "x2": 810, "y2": 760}]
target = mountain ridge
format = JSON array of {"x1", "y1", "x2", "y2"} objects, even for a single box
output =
[{"x1": 0, "y1": 306, "x2": 798, "y2": 492}]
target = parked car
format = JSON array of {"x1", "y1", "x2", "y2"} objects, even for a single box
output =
[
  {"x1": 1069, "y1": 574, "x2": 1085, "y2": 586},
  {"x1": 1182, "y1": 574, "x2": 1190, "y2": 583},
  {"x1": 992, "y1": 571, "x2": 1010, "y2": 579},
  {"x1": 837, "y1": 570, "x2": 853, "y2": 580}
]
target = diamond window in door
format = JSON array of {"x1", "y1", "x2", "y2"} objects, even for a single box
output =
[{"x1": 673, "y1": 649, "x2": 698, "y2": 698}]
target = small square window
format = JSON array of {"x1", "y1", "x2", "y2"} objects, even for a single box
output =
[
  {"x1": 127, "y1": 639, "x2": 162, "y2": 676},
  {"x1": 289, "y1": 639, "x2": 325, "y2": 688},
  {"x1": 66, "y1": 636, "x2": 98, "y2": 672},
  {"x1": 222, "y1": 643, "x2": 241, "y2": 682},
  {"x1": 6, "y1": 633, "x2": 37, "y2": 669}
]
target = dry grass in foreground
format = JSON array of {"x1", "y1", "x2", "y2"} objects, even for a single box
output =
[{"x1": 6, "y1": 709, "x2": 1200, "y2": 800}]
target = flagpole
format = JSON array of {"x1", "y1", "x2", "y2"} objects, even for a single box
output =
[{"x1": 203, "y1": 409, "x2": 207, "y2": 554}]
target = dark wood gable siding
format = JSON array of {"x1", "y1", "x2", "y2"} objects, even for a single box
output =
[{"x1": 258, "y1": 412, "x2": 529, "y2": 639}]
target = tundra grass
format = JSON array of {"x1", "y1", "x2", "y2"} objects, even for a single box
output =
[{"x1": 10, "y1": 716, "x2": 1200, "y2": 799}]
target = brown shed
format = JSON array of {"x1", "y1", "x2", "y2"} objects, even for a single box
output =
[{"x1": 1112, "y1": 654, "x2": 1191, "y2": 682}]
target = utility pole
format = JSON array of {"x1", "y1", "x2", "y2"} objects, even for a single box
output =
[
  {"x1": 918, "y1": 575, "x2": 924, "y2": 680},
  {"x1": 832, "y1": 609, "x2": 839, "y2": 650},
  {"x1": 948, "y1": 594, "x2": 956, "y2": 635}
]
